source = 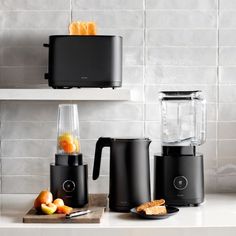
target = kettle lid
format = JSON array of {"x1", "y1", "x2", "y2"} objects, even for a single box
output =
[{"x1": 111, "y1": 137, "x2": 151, "y2": 142}]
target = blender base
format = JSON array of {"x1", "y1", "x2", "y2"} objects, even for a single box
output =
[
  {"x1": 154, "y1": 153, "x2": 204, "y2": 206},
  {"x1": 50, "y1": 163, "x2": 88, "y2": 207}
]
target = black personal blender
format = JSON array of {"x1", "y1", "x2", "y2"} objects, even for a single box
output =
[{"x1": 50, "y1": 104, "x2": 88, "y2": 207}]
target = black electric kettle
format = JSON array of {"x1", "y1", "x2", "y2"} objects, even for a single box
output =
[{"x1": 93, "y1": 137, "x2": 151, "y2": 212}]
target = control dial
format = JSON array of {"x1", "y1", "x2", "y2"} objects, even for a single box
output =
[
  {"x1": 62, "y1": 180, "x2": 76, "y2": 193},
  {"x1": 173, "y1": 176, "x2": 188, "y2": 190}
]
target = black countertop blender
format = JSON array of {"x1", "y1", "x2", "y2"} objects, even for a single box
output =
[
  {"x1": 154, "y1": 91, "x2": 206, "y2": 206},
  {"x1": 50, "y1": 104, "x2": 88, "y2": 207}
]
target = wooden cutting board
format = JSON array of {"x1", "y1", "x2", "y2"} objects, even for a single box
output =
[{"x1": 23, "y1": 194, "x2": 107, "y2": 223}]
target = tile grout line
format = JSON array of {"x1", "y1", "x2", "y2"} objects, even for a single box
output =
[
  {"x1": 0, "y1": 103, "x2": 2, "y2": 193},
  {"x1": 216, "y1": 0, "x2": 220, "y2": 185},
  {"x1": 70, "y1": 0, "x2": 72, "y2": 23},
  {"x1": 143, "y1": 0, "x2": 146, "y2": 137}
]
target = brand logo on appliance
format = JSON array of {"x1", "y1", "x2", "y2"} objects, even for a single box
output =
[{"x1": 80, "y1": 76, "x2": 88, "y2": 79}]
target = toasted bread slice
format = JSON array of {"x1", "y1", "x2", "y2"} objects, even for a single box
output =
[
  {"x1": 87, "y1": 22, "x2": 97, "y2": 35},
  {"x1": 143, "y1": 205, "x2": 167, "y2": 215},
  {"x1": 78, "y1": 22, "x2": 88, "y2": 35},
  {"x1": 136, "y1": 199, "x2": 165, "y2": 213},
  {"x1": 69, "y1": 22, "x2": 80, "y2": 35}
]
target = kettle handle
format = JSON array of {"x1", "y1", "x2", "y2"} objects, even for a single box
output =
[{"x1": 93, "y1": 137, "x2": 111, "y2": 180}]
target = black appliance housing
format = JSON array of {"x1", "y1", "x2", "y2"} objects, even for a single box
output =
[
  {"x1": 50, "y1": 153, "x2": 88, "y2": 207},
  {"x1": 154, "y1": 146, "x2": 204, "y2": 206},
  {"x1": 44, "y1": 35, "x2": 122, "y2": 88},
  {"x1": 93, "y1": 137, "x2": 151, "y2": 212}
]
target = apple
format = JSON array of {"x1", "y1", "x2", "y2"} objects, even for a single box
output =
[
  {"x1": 34, "y1": 190, "x2": 53, "y2": 211},
  {"x1": 41, "y1": 203, "x2": 57, "y2": 215},
  {"x1": 53, "y1": 198, "x2": 64, "y2": 208}
]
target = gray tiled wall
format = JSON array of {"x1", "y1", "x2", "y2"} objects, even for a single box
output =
[{"x1": 0, "y1": 0, "x2": 235, "y2": 194}]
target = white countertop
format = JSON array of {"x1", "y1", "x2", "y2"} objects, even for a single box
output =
[{"x1": 0, "y1": 194, "x2": 236, "y2": 236}]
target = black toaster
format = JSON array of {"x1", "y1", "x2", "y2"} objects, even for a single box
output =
[{"x1": 44, "y1": 35, "x2": 122, "y2": 89}]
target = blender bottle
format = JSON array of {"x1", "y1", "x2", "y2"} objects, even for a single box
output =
[
  {"x1": 57, "y1": 104, "x2": 80, "y2": 155},
  {"x1": 50, "y1": 104, "x2": 88, "y2": 207}
]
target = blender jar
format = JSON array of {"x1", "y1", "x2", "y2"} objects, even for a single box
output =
[
  {"x1": 57, "y1": 104, "x2": 80, "y2": 154},
  {"x1": 159, "y1": 91, "x2": 206, "y2": 146}
]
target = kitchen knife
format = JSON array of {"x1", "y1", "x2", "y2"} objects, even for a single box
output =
[{"x1": 65, "y1": 209, "x2": 92, "y2": 219}]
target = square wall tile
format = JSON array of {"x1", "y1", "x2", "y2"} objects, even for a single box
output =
[
  {"x1": 0, "y1": 66, "x2": 47, "y2": 88},
  {"x1": 1, "y1": 140, "x2": 56, "y2": 158},
  {"x1": 219, "y1": 66, "x2": 236, "y2": 84},
  {"x1": 219, "y1": 10, "x2": 236, "y2": 28},
  {"x1": 146, "y1": 47, "x2": 217, "y2": 66},
  {"x1": 80, "y1": 121, "x2": 144, "y2": 139},
  {"x1": 219, "y1": 30, "x2": 236, "y2": 46},
  {"x1": 218, "y1": 122, "x2": 236, "y2": 139},
  {"x1": 1, "y1": 158, "x2": 52, "y2": 175},
  {"x1": 146, "y1": 10, "x2": 216, "y2": 29},
  {"x1": 72, "y1": 0, "x2": 143, "y2": 10},
  {"x1": 220, "y1": 47, "x2": 236, "y2": 66},
  {"x1": 0, "y1": 0, "x2": 70, "y2": 10},
  {"x1": 219, "y1": 85, "x2": 236, "y2": 102},
  {"x1": 145, "y1": 66, "x2": 217, "y2": 85},
  {"x1": 218, "y1": 140, "x2": 236, "y2": 158},
  {"x1": 220, "y1": 0, "x2": 236, "y2": 9},
  {"x1": 72, "y1": 10, "x2": 144, "y2": 28},
  {"x1": 0, "y1": 122, "x2": 57, "y2": 140},
  {"x1": 219, "y1": 104, "x2": 236, "y2": 121},
  {"x1": 218, "y1": 157, "x2": 236, "y2": 176},
  {"x1": 2, "y1": 175, "x2": 49, "y2": 193},
  {"x1": 146, "y1": 0, "x2": 217, "y2": 10},
  {"x1": 147, "y1": 29, "x2": 217, "y2": 47},
  {"x1": 99, "y1": 29, "x2": 144, "y2": 47},
  {"x1": 0, "y1": 11, "x2": 70, "y2": 29}
]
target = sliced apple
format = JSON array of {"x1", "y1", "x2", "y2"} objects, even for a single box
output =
[
  {"x1": 41, "y1": 203, "x2": 57, "y2": 215},
  {"x1": 53, "y1": 198, "x2": 64, "y2": 208}
]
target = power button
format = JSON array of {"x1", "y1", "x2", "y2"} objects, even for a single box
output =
[
  {"x1": 62, "y1": 180, "x2": 76, "y2": 193},
  {"x1": 173, "y1": 176, "x2": 188, "y2": 190}
]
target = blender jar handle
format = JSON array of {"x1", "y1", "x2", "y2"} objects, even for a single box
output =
[{"x1": 93, "y1": 137, "x2": 111, "y2": 180}]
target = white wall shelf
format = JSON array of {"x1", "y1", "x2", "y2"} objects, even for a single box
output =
[{"x1": 0, "y1": 88, "x2": 130, "y2": 101}]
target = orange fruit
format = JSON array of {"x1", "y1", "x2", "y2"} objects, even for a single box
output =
[
  {"x1": 59, "y1": 133, "x2": 73, "y2": 146},
  {"x1": 63, "y1": 142, "x2": 76, "y2": 153},
  {"x1": 58, "y1": 133, "x2": 77, "y2": 153},
  {"x1": 57, "y1": 205, "x2": 73, "y2": 214}
]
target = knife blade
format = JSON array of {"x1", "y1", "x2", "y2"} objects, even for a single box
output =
[{"x1": 65, "y1": 209, "x2": 92, "y2": 219}]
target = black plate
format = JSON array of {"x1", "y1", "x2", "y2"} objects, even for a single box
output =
[{"x1": 130, "y1": 206, "x2": 179, "y2": 219}]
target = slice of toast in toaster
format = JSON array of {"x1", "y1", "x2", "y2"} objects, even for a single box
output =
[{"x1": 87, "y1": 22, "x2": 97, "y2": 35}]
